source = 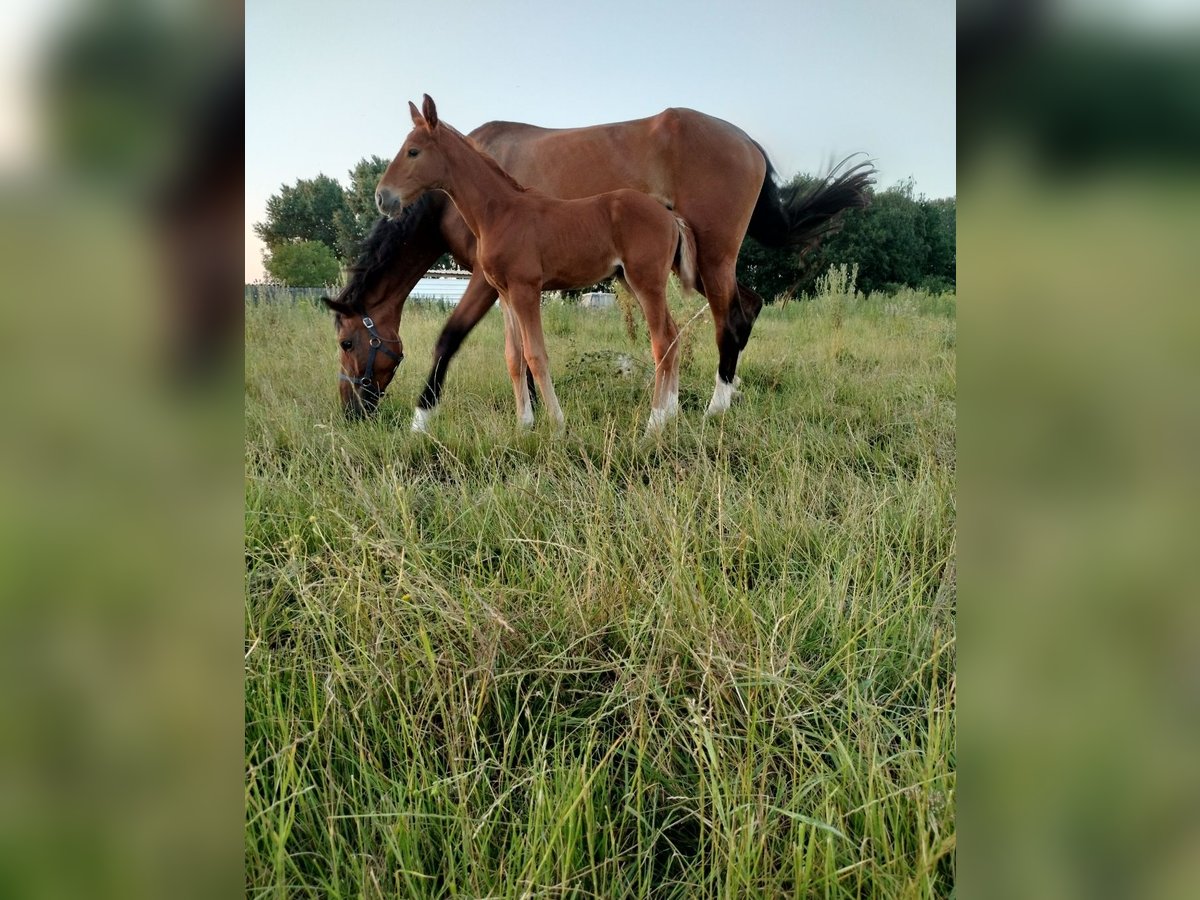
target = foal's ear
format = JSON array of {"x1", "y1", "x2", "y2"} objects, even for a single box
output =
[
  {"x1": 421, "y1": 94, "x2": 439, "y2": 129},
  {"x1": 408, "y1": 100, "x2": 424, "y2": 128},
  {"x1": 321, "y1": 296, "x2": 354, "y2": 317}
]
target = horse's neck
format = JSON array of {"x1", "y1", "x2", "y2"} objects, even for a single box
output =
[{"x1": 439, "y1": 133, "x2": 525, "y2": 239}]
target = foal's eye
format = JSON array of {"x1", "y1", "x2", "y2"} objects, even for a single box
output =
[
  {"x1": 340, "y1": 340, "x2": 353, "y2": 351},
  {"x1": 407, "y1": 148, "x2": 420, "y2": 158}
]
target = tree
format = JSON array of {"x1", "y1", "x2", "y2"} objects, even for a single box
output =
[
  {"x1": 919, "y1": 197, "x2": 956, "y2": 292},
  {"x1": 253, "y1": 174, "x2": 348, "y2": 257},
  {"x1": 334, "y1": 155, "x2": 390, "y2": 261},
  {"x1": 830, "y1": 180, "x2": 927, "y2": 293},
  {"x1": 757, "y1": 176, "x2": 957, "y2": 298},
  {"x1": 263, "y1": 239, "x2": 341, "y2": 287}
]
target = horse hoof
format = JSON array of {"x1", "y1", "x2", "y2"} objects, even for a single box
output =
[
  {"x1": 646, "y1": 403, "x2": 678, "y2": 435},
  {"x1": 411, "y1": 408, "x2": 434, "y2": 433}
]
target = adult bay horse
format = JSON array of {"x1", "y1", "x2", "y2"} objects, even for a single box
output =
[
  {"x1": 324, "y1": 104, "x2": 874, "y2": 424},
  {"x1": 377, "y1": 95, "x2": 698, "y2": 434}
]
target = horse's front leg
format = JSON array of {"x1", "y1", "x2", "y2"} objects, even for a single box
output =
[
  {"x1": 412, "y1": 271, "x2": 498, "y2": 432},
  {"x1": 499, "y1": 297, "x2": 534, "y2": 427}
]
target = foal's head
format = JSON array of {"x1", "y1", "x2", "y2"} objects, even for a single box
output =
[{"x1": 376, "y1": 94, "x2": 451, "y2": 218}]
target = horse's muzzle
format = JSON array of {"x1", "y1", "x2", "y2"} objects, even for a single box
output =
[
  {"x1": 339, "y1": 379, "x2": 381, "y2": 420},
  {"x1": 343, "y1": 397, "x2": 379, "y2": 421}
]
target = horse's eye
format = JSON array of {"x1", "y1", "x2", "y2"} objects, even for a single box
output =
[
  {"x1": 340, "y1": 340, "x2": 353, "y2": 351},
  {"x1": 407, "y1": 148, "x2": 420, "y2": 158}
]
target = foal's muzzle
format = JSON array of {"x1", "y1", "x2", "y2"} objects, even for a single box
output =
[{"x1": 376, "y1": 187, "x2": 402, "y2": 217}]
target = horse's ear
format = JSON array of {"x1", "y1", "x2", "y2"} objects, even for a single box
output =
[
  {"x1": 421, "y1": 94, "x2": 438, "y2": 129},
  {"x1": 322, "y1": 296, "x2": 354, "y2": 317},
  {"x1": 408, "y1": 100, "x2": 424, "y2": 128}
]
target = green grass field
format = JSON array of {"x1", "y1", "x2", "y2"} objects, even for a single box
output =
[{"x1": 245, "y1": 282, "x2": 956, "y2": 898}]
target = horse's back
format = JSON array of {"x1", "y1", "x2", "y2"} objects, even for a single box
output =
[
  {"x1": 472, "y1": 108, "x2": 755, "y2": 152},
  {"x1": 469, "y1": 109, "x2": 766, "y2": 234}
]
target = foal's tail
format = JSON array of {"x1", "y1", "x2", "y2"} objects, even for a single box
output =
[
  {"x1": 673, "y1": 216, "x2": 698, "y2": 296},
  {"x1": 747, "y1": 151, "x2": 876, "y2": 254}
]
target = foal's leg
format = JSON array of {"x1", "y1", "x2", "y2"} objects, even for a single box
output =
[
  {"x1": 511, "y1": 285, "x2": 565, "y2": 428},
  {"x1": 500, "y1": 297, "x2": 534, "y2": 426},
  {"x1": 626, "y1": 274, "x2": 680, "y2": 434}
]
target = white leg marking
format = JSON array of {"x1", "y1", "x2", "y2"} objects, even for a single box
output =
[
  {"x1": 645, "y1": 391, "x2": 680, "y2": 436},
  {"x1": 411, "y1": 407, "x2": 435, "y2": 433},
  {"x1": 646, "y1": 407, "x2": 669, "y2": 434},
  {"x1": 705, "y1": 374, "x2": 736, "y2": 416},
  {"x1": 519, "y1": 398, "x2": 534, "y2": 427}
]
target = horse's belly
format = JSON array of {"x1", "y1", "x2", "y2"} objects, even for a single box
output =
[{"x1": 541, "y1": 256, "x2": 616, "y2": 292}]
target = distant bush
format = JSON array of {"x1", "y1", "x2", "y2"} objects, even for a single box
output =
[{"x1": 263, "y1": 239, "x2": 341, "y2": 287}]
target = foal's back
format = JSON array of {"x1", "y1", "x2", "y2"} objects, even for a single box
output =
[{"x1": 486, "y1": 188, "x2": 682, "y2": 293}]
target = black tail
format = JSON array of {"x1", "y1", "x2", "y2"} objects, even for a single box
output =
[{"x1": 746, "y1": 151, "x2": 876, "y2": 253}]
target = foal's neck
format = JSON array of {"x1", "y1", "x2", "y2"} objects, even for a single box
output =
[{"x1": 436, "y1": 129, "x2": 527, "y2": 238}]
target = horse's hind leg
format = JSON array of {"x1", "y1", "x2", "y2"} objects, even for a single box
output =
[
  {"x1": 701, "y1": 258, "x2": 750, "y2": 416},
  {"x1": 722, "y1": 281, "x2": 766, "y2": 396},
  {"x1": 734, "y1": 282, "x2": 765, "y2": 360}
]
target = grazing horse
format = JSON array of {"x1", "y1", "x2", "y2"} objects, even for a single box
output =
[
  {"x1": 377, "y1": 95, "x2": 697, "y2": 434},
  {"x1": 324, "y1": 104, "x2": 874, "y2": 424}
]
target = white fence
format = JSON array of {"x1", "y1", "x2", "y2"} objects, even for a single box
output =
[
  {"x1": 245, "y1": 275, "x2": 472, "y2": 306},
  {"x1": 246, "y1": 279, "x2": 621, "y2": 309},
  {"x1": 409, "y1": 275, "x2": 471, "y2": 304}
]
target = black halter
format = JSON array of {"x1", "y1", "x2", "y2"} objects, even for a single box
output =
[{"x1": 340, "y1": 315, "x2": 404, "y2": 399}]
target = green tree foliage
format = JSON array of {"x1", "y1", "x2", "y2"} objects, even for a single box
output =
[
  {"x1": 919, "y1": 197, "x2": 956, "y2": 294},
  {"x1": 257, "y1": 157, "x2": 462, "y2": 271},
  {"x1": 254, "y1": 174, "x2": 348, "y2": 257},
  {"x1": 736, "y1": 175, "x2": 956, "y2": 300},
  {"x1": 333, "y1": 155, "x2": 390, "y2": 261},
  {"x1": 263, "y1": 239, "x2": 341, "y2": 287}
]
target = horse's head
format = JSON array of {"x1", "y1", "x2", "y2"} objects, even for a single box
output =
[
  {"x1": 322, "y1": 295, "x2": 404, "y2": 419},
  {"x1": 376, "y1": 94, "x2": 449, "y2": 218},
  {"x1": 326, "y1": 200, "x2": 451, "y2": 417}
]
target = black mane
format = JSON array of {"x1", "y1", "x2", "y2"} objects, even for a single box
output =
[{"x1": 337, "y1": 192, "x2": 439, "y2": 313}]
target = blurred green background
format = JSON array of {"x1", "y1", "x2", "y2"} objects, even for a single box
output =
[
  {"x1": 1, "y1": 2, "x2": 242, "y2": 899},
  {"x1": 961, "y1": 2, "x2": 1200, "y2": 897}
]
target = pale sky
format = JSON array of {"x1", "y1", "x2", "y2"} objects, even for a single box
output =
[{"x1": 246, "y1": 0, "x2": 956, "y2": 282}]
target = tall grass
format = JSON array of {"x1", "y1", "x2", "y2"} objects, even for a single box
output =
[{"x1": 245, "y1": 283, "x2": 956, "y2": 897}]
